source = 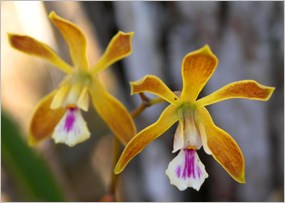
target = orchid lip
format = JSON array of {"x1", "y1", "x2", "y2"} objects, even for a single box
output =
[
  {"x1": 51, "y1": 106, "x2": 91, "y2": 147},
  {"x1": 166, "y1": 148, "x2": 208, "y2": 191}
]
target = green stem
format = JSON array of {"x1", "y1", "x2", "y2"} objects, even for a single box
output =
[{"x1": 131, "y1": 93, "x2": 164, "y2": 118}]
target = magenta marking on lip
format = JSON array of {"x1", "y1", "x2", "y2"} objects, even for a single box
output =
[
  {"x1": 64, "y1": 108, "x2": 76, "y2": 132},
  {"x1": 182, "y1": 149, "x2": 196, "y2": 179},
  {"x1": 176, "y1": 165, "x2": 181, "y2": 177}
]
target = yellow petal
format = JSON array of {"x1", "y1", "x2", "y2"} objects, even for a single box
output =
[
  {"x1": 29, "y1": 91, "x2": 66, "y2": 145},
  {"x1": 181, "y1": 45, "x2": 218, "y2": 102},
  {"x1": 89, "y1": 77, "x2": 136, "y2": 145},
  {"x1": 198, "y1": 107, "x2": 245, "y2": 183},
  {"x1": 114, "y1": 105, "x2": 178, "y2": 174},
  {"x1": 49, "y1": 11, "x2": 89, "y2": 70},
  {"x1": 50, "y1": 84, "x2": 71, "y2": 109},
  {"x1": 92, "y1": 31, "x2": 134, "y2": 74},
  {"x1": 8, "y1": 34, "x2": 73, "y2": 73},
  {"x1": 196, "y1": 80, "x2": 275, "y2": 107},
  {"x1": 130, "y1": 75, "x2": 181, "y2": 105},
  {"x1": 77, "y1": 86, "x2": 89, "y2": 111}
]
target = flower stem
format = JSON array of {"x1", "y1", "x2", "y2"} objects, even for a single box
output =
[{"x1": 131, "y1": 93, "x2": 164, "y2": 118}]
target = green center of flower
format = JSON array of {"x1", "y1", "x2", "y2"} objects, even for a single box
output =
[
  {"x1": 71, "y1": 70, "x2": 92, "y2": 86},
  {"x1": 177, "y1": 102, "x2": 197, "y2": 121}
]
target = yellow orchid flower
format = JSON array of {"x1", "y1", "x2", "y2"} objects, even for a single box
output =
[
  {"x1": 114, "y1": 45, "x2": 275, "y2": 191},
  {"x1": 8, "y1": 11, "x2": 136, "y2": 147}
]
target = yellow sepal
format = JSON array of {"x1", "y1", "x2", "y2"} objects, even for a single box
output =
[
  {"x1": 89, "y1": 77, "x2": 136, "y2": 145},
  {"x1": 92, "y1": 31, "x2": 134, "y2": 74},
  {"x1": 29, "y1": 91, "x2": 66, "y2": 146},
  {"x1": 8, "y1": 34, "x2": 73, "y2": 73},
  {"x1": 130, "y1": 75, "x2": 181, "y2": 105},
  {"x1": 181, "y1": 45, "x2": 218, "y2": 102},
  {"x1": 198, "y1": 107, "x2": 245, "y2": 183},
  {"x1": 114, "y1": 105, "x2": 178, "y2": 174},
  {"x1": 49, "y1": 11, "x2": 89, "y2": 70},
  {"x1": 196, "y1": 80, "x2": 275, "y2": 107}
]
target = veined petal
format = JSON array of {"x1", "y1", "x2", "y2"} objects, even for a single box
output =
[
  {"x1": 89, "y1": 77, "x2": 136, "y2": 145},
  {"x1": 52, "y1": 107, "x2": 91, "y2": 147},
  {"x1": 8, "y1": 34, "x2": 73, "y2": 74},
  {"x1": 114, "y1": 105, "x2": 178, "y2": 174},
  {"x1": 91, "y1": 31, "x2": 134, "y2": 74},
  {"x1": 181, "y1": 45, "x2": 218, "y2": 102},
  {"x1": 131, "y1": 75, "x2": 181, "y2": 105},
  {"x1": 49, "y1": 11, "x2": 89, "y2": 70},
  {"x1": 29, "y1": 91, "x2": 66, "y2": 145},
  {"x1": 198, "y1": 107, "x2": 245, "y2": 183},
  {"x1": 196, "y1": 80, "x2": 275, "y2": 107},
  {"x1": 165, "y1": 149, "x2": 208, "y2": 191}
]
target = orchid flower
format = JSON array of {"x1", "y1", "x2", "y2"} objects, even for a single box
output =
[
  {"x1": 8, "y1": 11, "x2": 136, "y2": 147},
  {"x1": 114, "y1": 45, "x2": 274, "y2": 191}
]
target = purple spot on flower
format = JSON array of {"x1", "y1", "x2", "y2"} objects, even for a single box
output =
[
  {"x1": 182, "y1": 149, "x2": 196, "y2": 179},
  {"x1": 176, "y1": 166, "x2": 181, "y2": 178},
  {"x1": 64, "y1": 108, "x2": 76, "y2": 132}
]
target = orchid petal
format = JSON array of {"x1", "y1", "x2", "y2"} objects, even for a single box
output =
[
  {"x1": 196, "y1": 80, "x2": 275, "y2": 107},
  {"x1": 198, "y1": 107, "x2": 245, "y2": 183},
  {"x1": 181, "y1": 45, "x2": 218, "y2": 102},
  {"x1": 114, "y1": 105, "x2": 178, "y2": 174},
  {"x1": 29, "y1": 91, "x2": 66, "y2": 145},
  {"x1": 77, "y1": 86, "x2": 89, "y2": 111},
  {"x1": 92, "y1": 31, "x2": 134, "y2": 74},
  {"x1": 165, "y1": 149, "x2": 208, "y2": 191},
  {"x1": 196, "y1": 121, "x2": 212, "y2": 155},
  {"x1": 131, "y1": 75, "x2": 181, "y2": 105},
  {"x1": 173, "y1": 121, "x2": 184, "y2": 153},
  {"x1": 52, "y1": 107, "x2": 91, "y2": 147},
  {"x1": 89, "y1": 77, "x2": 136, "y2": 145},
  {"x1": 49, "y1": 11, "x2": 89, "y2": 70},
  {"x1": 50, "y1": 82, "x2": 71, "y2": 110},
  {"x1": 8, "y1": 34, "x2": 73, "y2": 73}
]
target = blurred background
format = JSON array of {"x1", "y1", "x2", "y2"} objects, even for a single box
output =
[{"x1": 1, "y1": 1, "x2": 284, "y2": 201}]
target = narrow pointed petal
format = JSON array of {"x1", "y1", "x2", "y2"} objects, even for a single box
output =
[
  {"x1": 198, "y1": 107, "x2": 245, "y2": 183},
  {"x1": 92, "y1": 31, "x2": 134, "y2": 73},
  {"x1": 49, "y1": 11, "x2": 88, "y2": 70},
  {"x1": 8, "y1": 34, "x2": 73, "y2": 73},
  {"x1": 52, "y1": 107, "x2": 91, "y2": 147},
  {"x1": 29, "y1": 91, "x2": 66, "y2": 145},
  {"x1": 89, "y1": 77, "x2": 136, "y2": 145},
  {"x1": 77, "y1": 86, "x2": 89, "y2": 111},
  {"x1": 50, "y1": 84, "x2": 71, "y2": 109},
  {"x1": 196, "y1": 121, "x2": 212, "y2": 155},
  {"x1": 165, "y1": 149, "x2": 208, "y2": 191},
  {"x1": 131, "y1": 75, "x2": 181, "y2": 105},
  {"x1": 114, "y1": 105, "x2": 178, "y2": 174},
  {"x1": 173, "y1": 121, "x2": 184, "y2": 153},
  {"x1": 196, "y1": 80, "x2": 275, "y2": 107},
  {"x1": 181, "y1": 45, "x2": 218, "y2": 102}
]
